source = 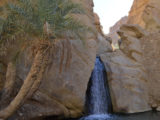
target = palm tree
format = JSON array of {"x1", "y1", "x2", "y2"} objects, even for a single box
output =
[{"x1": 0, "y1": 0, "x2": 89, "y2": 119}]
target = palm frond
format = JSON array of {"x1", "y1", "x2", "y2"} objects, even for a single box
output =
[{"x1": 0, "y1": 0, "x2": 90, "y2": 46}]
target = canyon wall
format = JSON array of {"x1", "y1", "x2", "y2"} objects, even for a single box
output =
[
  {"x1": 127, "y1": 0, "x2": 160, "y2": 110},
  {"x1": 1, "y1": 0, "x2": 160, "y2": 119},
  {"x1": 108, "y1": 16, "x2": 128, "y2": 45},
  {"x1": 100, "y1": 25, "x2": 151, "y2": 113},
  {"x1": 127, "y1": 0, "x2": 149, "y2": 28},
  {"x1": 128, "y1": 0, "x2": 160, "y2": 32},
  {"x1": 0, "y1": 0, "x2": 103, "y2": 119},
  {"x1": 101, "y1": 0, "x2": 160, "y2": 113}
]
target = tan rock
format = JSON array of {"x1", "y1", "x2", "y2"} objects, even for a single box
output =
[
  {"x1": 100, "y1": 51, "x2": 151, "y2": 113},
  {"x1": 157, "y1": 106, "x2": 160, "y2": 111},
  {"x1": 100, "y1": 25, "x2": 151, "y2": 113},
  {"x1": 151, "y1": 104, "x2": 158, "y2": 108},
  {"x1": 0, "y1": 0, "x2": 98, "y2": 119},
  {"x1": 128, "y1": 0, "x2": 149, "y2": 28},
  {"x1": 128, "y1": 0, "x2": 160, "y2": 32},
  {"x1": 97, "y1": 33, "x2": 113, "y2": 54},
  {"x1": 94, "y1": 13, "x2": 103, "y2": 34},
  {"x1": 127, "y1": 0, "x2": 160, "y2": 108},
  {"x1": 108, "y1": 16, "x2": 128, "y2": 45},
  {"x1": 141, "y1": 32, "x2": 160, "y2": 108},
  {"x1": 16, "y1": 38, "x2": 97, "y2": 119}
]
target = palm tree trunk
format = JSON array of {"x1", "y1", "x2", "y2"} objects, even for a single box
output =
[
  {"x1": 0, "y1": 45, "x2": 49, "y2": 119},
  {"x1": 0, "y1": 62, "x2": 16, "y2": 109}
]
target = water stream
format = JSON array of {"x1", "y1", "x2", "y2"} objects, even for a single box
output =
[
  {"x1": 81, "y1": 57, "x2": 112, "y2": 120},
  {"x1": 79, "y1": 57, "x2": 160, "y2": 120},
  {"x1": 86, "y1": 57, "x2": 112, "y2": 115}
]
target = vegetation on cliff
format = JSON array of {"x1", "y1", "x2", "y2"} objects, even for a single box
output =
[{"x1": 0, "y1": 0, "x2": 89, "y2": 119}]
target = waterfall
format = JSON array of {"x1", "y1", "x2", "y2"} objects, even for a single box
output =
[
  {"x1": 86, "y1": 56, "x2": 112, "y2": 115},
  {"x1": 80, "y1": 57, "x2": 160, "y2": 120}
]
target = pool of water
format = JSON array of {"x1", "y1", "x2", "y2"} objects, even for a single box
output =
[{"x1": 79, "y1": 112, "x2": 160, "y2": 120}]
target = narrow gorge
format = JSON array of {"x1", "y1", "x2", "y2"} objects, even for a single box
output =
[{"x1": 0, "y1": 0, "x2": 160, "y2": 120}]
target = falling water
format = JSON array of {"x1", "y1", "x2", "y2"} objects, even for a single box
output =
[
  {"x1": 86, "y1": 56, "x2": 112, "y2": 114},
  {"x1": 79, "y1": 57, "x2": 160, "y2": 120},
  {"x1": 80, "y1": 57, "x2": 112, "y2": 120}
]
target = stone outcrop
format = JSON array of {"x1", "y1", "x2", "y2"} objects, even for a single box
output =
[
  {"x1": 99, "y1": 0, "x2": 160, "y2": 113},
  {"x1": 94, "y1": 13, "x2": 104, "y2": 34},
  {"x1": 1, "y1": 0, "x2": 160, "y2": 118},
  {"x1": 127, "y1": 0, "x2": 149, "y2": 28},
  {"x1": 97, "y1": 33, "x2": 112, "y2": 55},
  {"x1": 128, "y1": 0, "x2": 160, "y2": 32},
  {"x1": 141, "y1": 32, "x2": 160, "y2": 110},
  {"x1": 0, "y1": 0, "x2": 100, "y2": 119},
  {"x1": 100, "y1": 25, "x2": 151, "y2": 113},
  {"x1": 14, "y1": 38, "x2": 97, "y2": 119},
  {"x1": 101, "y1": 22, "x2": 160, "y2": 113},
  {"x1": 108, "y1": 16, "x2": 128, "y2": 45},
  {"x1": 126, "y1": 0, "x2": 160, "y2": 111}
]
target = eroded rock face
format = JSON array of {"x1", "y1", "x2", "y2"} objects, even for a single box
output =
[
  {"x1": 15, "y1": 38, "x2": 97, "y2": 119},
  {"x1": 97, "y1": 33, "x2": 112, "y2": 54},
  {"x1": 100, "y1": 25, "x2": 151, "y2": 113},
  {"x1": 94, "y1": 13, "x2": 104, "y2": 34},
  {"x1": 128, "y1": 0, "x2": 149, "y2": 28},
  {"x1": 102, "y1": 0, "x2": 160, "y2": 113},
  {"x1": 141, "y1": 32, "x2": 160, "y2": 110},
  {"x1": 0, "y1": 0, "x2": 99, "y2": 119},
  {"x1": 128, "y1": 0, "x2": 160, "y2": 32},
  {"x1": 101, "y1": 23, "x2": 160, "y2": 113},
  {"x1": 122, "y1": 0, "x2": 160, "y2": 111},
  {"x1": 108, "y1": 16, "x2": 128, "y2": 45},
  {"x1": 1, "y1": 0, "x2": 160, "y2": 117}
]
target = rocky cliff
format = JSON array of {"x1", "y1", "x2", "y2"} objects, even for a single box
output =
[
  {"x1": 0, "y1": 0, "x2": 101, "y2": 119},
  {"x1": 1, "y1": 0, "x2": 160, "y2": 119},
  {"x1": 100, "y1": 25, "x2": 151, "y2": 113},
  {"x1": 100, "y1": 0, "x2": 160, "y2": 113},
  {"x1": 140, "y1": 32, "x2": 160, "y2": 110},
  {"x1": 128, "y1": 0, "x2": 160, "y2": 32},
  {"x1": 126, "y1": 0, "x2": 160, "y2": 111},
  {"x1": 108, "y1": 16, "x2": 128, "y2": 45}
]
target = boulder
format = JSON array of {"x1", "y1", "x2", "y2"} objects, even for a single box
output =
[
  {"x1": 108, "y1": 16, "x2": 128, "y2": 45},
  {"x1": 0, "y1": 0, "x2": 99, "y2": 119},
  {"x1": 99, "y1": 25, "x2": 151, "y2": 113},
  {"x1": 97, "y1": 33, "x2": 113, "y2": 54},
  {"x1": 140, "y1": 32, "x2": 160, "y2": 110}
]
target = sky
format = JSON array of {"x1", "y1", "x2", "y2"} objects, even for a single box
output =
[{"x1": 93, "y1": 0, "x2": 134, "y2": 34}]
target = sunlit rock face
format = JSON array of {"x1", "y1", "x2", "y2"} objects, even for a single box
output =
[
  {"x1": 127, "y1": 0, "x2": 149, "y2": 28},
  {"x1": 100, "y1": 24, "x2": 151, "y2": 113},
  {"x1": 99, "y1": 0, "x2": 160, "y2": 113},
  {"x1": 128, "y1": 0, "x2": 160, "y2": 32},
  {"x1": 101, "y1": 24, "x2": 160, "y2": 113},
  {"x1": 113, "y1": 24, "x2": 160, "y2": 113},
  {"x1": 94, "y1": 13, "x2": 104, "y2": 34},
  {"x1": 141, "y1": 32, "x2": 160, "y2": 111},
  {"x1": 108, "y1": 16, "x2": 128, "y2": 45},
  {"x1": 124, "y1": 0, "x2": 160, "y2": 111}
]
